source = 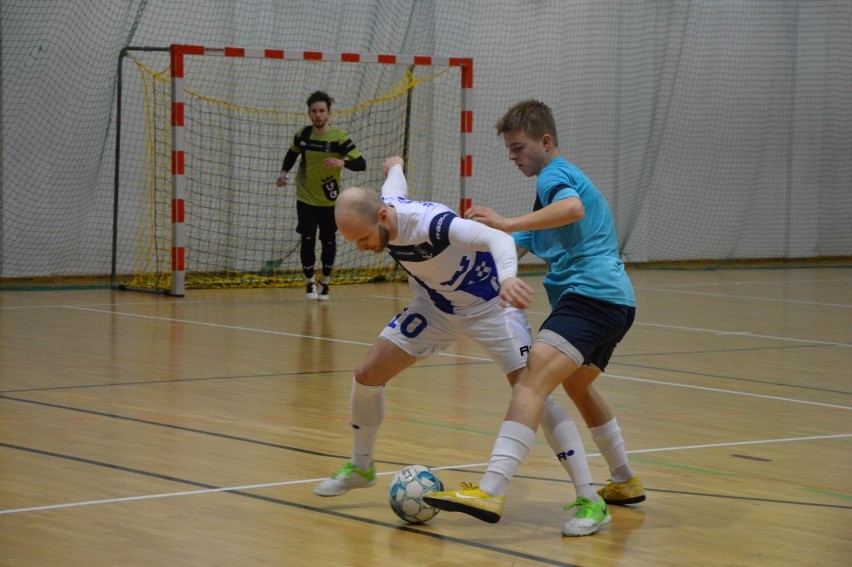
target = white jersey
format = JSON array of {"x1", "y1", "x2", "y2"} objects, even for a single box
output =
[
  {"x1": 379, "y1": 164, "x2": 517, "y2": 316},
  {"x1": 375, "y1": 164, "x2": 531, "y2": 371},
  {"x1": 384, "y1": 196, "x2": 501, "y2": 315}
]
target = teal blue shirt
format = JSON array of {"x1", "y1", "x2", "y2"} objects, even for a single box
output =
[{"x1": 513, "y1": 156, "x2": 635, "y2": 309}]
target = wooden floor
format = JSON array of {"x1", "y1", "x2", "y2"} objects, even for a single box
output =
[{"x1": 1, "y1": 266, "x2": 850, "y2": 566}]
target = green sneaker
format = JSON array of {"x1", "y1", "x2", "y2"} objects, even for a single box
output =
[
  {"x1": 422, "y1": 482, "x2": 505, "y2": 524},
  {"x1": 314, "y1": 462, "x2": 376, "y2": 496},
  {"x1": 562, "y1": 496, "x2": 612, "y2": 536},
  {"x1": 598, "y1": 476, "x2": 646, "y2": 505}
]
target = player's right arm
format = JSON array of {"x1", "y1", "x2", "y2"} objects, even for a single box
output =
[{"x1": 276, "y1": 149, "x2": 300, "y2": 187}]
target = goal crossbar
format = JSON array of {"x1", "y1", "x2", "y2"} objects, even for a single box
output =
[{"x1": 166, "y1": 44, "x2": 473, "y2": 296}]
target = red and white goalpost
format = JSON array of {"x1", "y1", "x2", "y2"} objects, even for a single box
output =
[{"x1": 163, "y1": 44, "x2": 473, "y2": 296}]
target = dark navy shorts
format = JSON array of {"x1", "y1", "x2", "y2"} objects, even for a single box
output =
[{"x1": 537, "y1": 293, "x2": 635, "y2": 371}]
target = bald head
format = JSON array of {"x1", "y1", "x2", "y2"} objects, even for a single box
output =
[
  {"x1": 336, "y1": 186, "x2": 383, "y2": 226},
  {"x1": 335, "y1": 186, "x2": 392, "y2": 252}
]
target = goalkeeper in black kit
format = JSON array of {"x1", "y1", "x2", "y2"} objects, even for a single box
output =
[{"x1": 277, "y1": 90, "x2": 366, "y2": 301}]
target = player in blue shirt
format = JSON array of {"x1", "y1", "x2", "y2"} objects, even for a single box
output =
[
  {"x1": 426, "y1": 100, "x2": 644, "y2": 537},
  {"x1": 314, "y1": 156, "x2": 589, "y2": 503}
]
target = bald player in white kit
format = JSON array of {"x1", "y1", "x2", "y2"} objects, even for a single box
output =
[{"x1": 313, "y1": 157, "x2": 602, "y2": 512}]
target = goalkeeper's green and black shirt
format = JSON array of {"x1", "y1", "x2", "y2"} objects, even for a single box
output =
[{"x1": 282, "y1": 125, "x2": 365, "y2": 207}]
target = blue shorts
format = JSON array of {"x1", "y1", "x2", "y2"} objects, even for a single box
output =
[{"x1": 537, "y1": 293, "x2": 634, "y2": 371}]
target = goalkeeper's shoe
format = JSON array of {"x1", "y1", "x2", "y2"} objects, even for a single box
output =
[
  {"x1": 318, "y1": 282, "x2": 330, "y2": 301},
  {"x1": 562, "y1": 496, "x2": 612, "y2": 537},
  {"x1": 314, "y1": 462, "x2": 376, "y2": 496},
  {"x1": 597, "y1": 476, "x2": 646, "y2": 505},
  {"x1": 422, "y1": 483, "x2": 504, "y2": 524},
  {"x1": 305, "y1": 281, "x2": 318, "y2": 301}
]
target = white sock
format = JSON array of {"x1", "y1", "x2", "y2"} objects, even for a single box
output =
[
  {"x1": 350, "y1": 377, "x2": 384, "y2": 470},
  {"x1": 590, "y1": 417, "x2": 634, "y2": 483},
  {"x1": 540, "y1": 396, "x2": 597, "y2": 500},
  {"x1": 480, "y1": 421, "x2": 536, "y2": 497}
]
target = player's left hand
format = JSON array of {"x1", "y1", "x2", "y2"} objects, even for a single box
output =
[
  {"x1": 499, "y1": 276, "x2": 534, "y2": 310},
  {"x1": 465, "y1": 205, "x2": 509, "y2": 232},
  {"x1": 323, "y1": 157, "x2": 345, "y2": 169}
]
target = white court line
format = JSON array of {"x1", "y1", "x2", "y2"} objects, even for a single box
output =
[
  {"x1": 15, "y1": 302, "x2": 835, "y2": 516},
  {"x1": 2, "y1": 433, "x2": 848, "y2": 516},
  {"x1": 373, "y1": 296, "x2": 850, "y2": 347},
  {"x1": 605, "y1": 373, "x2": 852, "y2": 410},
  {"x1": 2, "y1": 295, "x2": 844, "y2": 516},
  {"x1": 638, "y1": 277, "x2": 852, "y2": 290},
  {"x1": 58, "y1": 305, "x2": 852, "y2": 398},
  {"x1": 63, "y1": 302, "x2": 851, "y2": 351},
  {"x1": 615, "y1": 433, "x2": 852, "y2": 455},
  {"x1": 622, "y1": 321, "x2": 847, "y2": 347},
  {"x1": 61, "y1": 305, "x2": 492, "y2": 362},
  {"x1": 639, "y1": 287, "x2": 851, "y2": 308},
  {"x1": 0, "y1": 299, "x2": 215, "y2": 311}
]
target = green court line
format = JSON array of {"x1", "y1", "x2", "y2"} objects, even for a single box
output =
[
  {"x1": 797, "y1": 487, "x2": 852, "y2": 500},
  {"x1": 406, "y1": 418, "x2": 568, "y2": 446},
  {"x1": 628, "y1": 456, "x2": 732, "y2": 476},
  {"x1": 407, "y1": 420, "x2": 734, "y2": 476},
  {"x1": 405, "y1": 418, "x2": 502, "y2": 437}
]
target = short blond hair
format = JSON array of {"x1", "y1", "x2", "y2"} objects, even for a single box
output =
[{"x1": 494, "y1": 99, "x2": 559, "y2": 147}]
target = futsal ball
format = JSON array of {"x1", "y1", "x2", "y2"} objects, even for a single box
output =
[{"x1": 387, "y1": 465, "x2": 444, "y2": 524}]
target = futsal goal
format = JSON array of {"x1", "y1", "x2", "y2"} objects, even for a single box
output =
[{"x1": 113, "y1": 44, "x2": 472, "y2": 296}]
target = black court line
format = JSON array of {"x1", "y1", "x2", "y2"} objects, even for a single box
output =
[
  {"x1": 0, "y1": 360, "x2": 484, "y2": 395},
  {"x1": 440, "y1": 469, "x2": 852, "y2": 511},
  {"x1": 602, "y1": 486, "x2": 852, "y2": 510},
  {"x1": 515, "y1": 474, "x2": 852, "y2": 510},
  {"x1": 731, "y1": 454, "x2": 772, "y2": 462},
  {"x1": 0, "y1": 393, "x2": 434, "y2": 470},
  {"x1": 4, "y1": 394, "x2": 849, "y2": 511},
  {"x1": 3, "y1": 351, "x2": 848, "y2": 399},
  {"x1": 0, "y1": 394, "x2": 350, "y2": 460},
  {"x1": 0, "y1": 369, "x2": 355, "y2": 395},
  {"x1": 0, "y1": 442, "x2": 580, "y2": 567}
]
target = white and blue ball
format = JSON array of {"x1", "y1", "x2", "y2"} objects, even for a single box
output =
[{"x1": 387, "y1": 465, "x2": 444, "y2": 524}]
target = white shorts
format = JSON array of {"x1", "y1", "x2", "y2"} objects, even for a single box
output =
[{"x1": 378, "y1": 296, "x2": 532, "y2": 375}]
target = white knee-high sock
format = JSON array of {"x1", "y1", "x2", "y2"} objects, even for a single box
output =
[
  {"x1": 539, "y1": 396, "x2": 596, "y2": 499},
  {"x1": 350, "y1": 377, "x2": 385, "y2": 470},
  {"x1": 589, "y1": 417, "x2": 634, "y2": 483},
  {"x1": 480, "y1": 421, "x2": 536, "y2": 497}
]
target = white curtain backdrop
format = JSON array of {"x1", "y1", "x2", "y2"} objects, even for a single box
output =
[{"x1": 2, "y1": 0, "x2": 850, "y2": 277}]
